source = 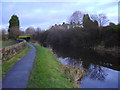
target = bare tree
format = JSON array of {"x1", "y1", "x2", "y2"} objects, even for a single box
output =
[
  {"x1": 91, "y1": 14, "x2": 109, "y2": 26},
  {"x1": 0, "y1": 29, "x2": 7, "y2": 40},
  {"x1": 32, "y1": 27, "x2": 42, "y2": 40},
  {"x1": 25, "y1": 27, "x2": 35, "y2": 35},
  {"x1": 69, "y1": 11, "x2": 84, "y2": 24},
  {"x1": 2, "y1": 29, "x2": 7, "y2": 40},
  {"x1": 36, "y1": 27, "x2": 41, "y2": 32}
]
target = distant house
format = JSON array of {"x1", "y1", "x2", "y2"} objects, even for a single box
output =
[{"x1": 50, "y1": 22, "x2": 83, "y2": 30}]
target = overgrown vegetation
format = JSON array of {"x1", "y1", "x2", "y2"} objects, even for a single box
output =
[
  {"x1": 2, "y1": 45, "x2": 30, "y2": 78},
  {"x1": 32, "y1": 25, "x2": 119, "y2": 48},
  {"x1": 28, "y1": 44, "x2": 73, "y2": 88},
  {"x1": 31, "y1": 13, "x2": 119, "y2": 49}
]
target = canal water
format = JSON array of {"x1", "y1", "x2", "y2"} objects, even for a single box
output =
[{"x1": 52, "y1": 46, "x2": 120, "y2": 88}]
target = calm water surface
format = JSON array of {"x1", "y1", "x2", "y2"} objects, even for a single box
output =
[{"x1": 52, "y1": 46, "x2": 120, "y2": 88}]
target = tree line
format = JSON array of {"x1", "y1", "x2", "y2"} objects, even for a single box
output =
[
  {"x1": 32, "y1": 24, "x2": 119, "y2": 48},
  {"x1": 1, "y1": 11, "x2": 120, "y2": 48},
  {"x1": 32, "y1": 11, "x2": 120, "y2": 48}
]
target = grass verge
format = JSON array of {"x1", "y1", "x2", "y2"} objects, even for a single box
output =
[
  {"x1": 28, "y1": 44, "x2": 73, "y2": 88},
  {"x1": 1, "y1": 40, "x2": 19, "y2": 48},
  {"x1": 2, "y1": 45, "x2": 30, "y2": 78}
]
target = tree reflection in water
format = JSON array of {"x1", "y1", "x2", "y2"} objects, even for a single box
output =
[
  {"x1": 53, "y1": 46, "x2": 118, "y2": 82},
  {"x1": 86, "y1": 64, "x2": 108, "y2": 81},
  {"x1": 59, "y1": 57, "x2": 108, "y2": 81},
  {"x1": 65, "y1": 57, "x2": 83, "y2": 68}
]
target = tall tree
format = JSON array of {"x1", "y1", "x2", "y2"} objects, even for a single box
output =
[
  {"x1": 83, "y1": 14, "x2": 93, "y2": 29},
  {"x1": 83, "y1": 14, "x2": 99, "y2": 45},
  {"x1": 8, "y1": 15, "x2": 20, "y2": 39},
  {"x1": 91, "y1": 14, "x2": 109, "y2": 26},
  {"x1": 9, "y1": 27, "x2": 21, "y2": 40}
]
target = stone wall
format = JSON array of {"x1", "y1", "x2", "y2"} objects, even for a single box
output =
[{"x1": 0, "y1": 40, "x2": 27, "y2": 60}]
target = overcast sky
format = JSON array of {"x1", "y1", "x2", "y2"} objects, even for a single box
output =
[{"x1": 1, "y1": 0, "x2": 119, "y2": 30}]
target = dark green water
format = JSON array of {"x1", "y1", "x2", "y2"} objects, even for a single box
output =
[{"x1": 52, "y1": 46, "x2": 120, "y2": 88}]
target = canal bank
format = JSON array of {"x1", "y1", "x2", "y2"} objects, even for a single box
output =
[
  {"x1": 28, "y1": 44, "x2": 85, "y2": 88},
  {"x1": 51, "y1": 46, "x2": 119, "y2": 88}
]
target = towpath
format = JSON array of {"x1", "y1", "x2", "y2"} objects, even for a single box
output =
[{"x1": 2, "y1": 43, "x2": 36, "y2": 88}]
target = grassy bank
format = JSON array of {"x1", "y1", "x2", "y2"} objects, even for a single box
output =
[
  {"x1": 28, "y1": 44, "x2": 73, "y2": 88},
  {"x1": 2, "y1": 45, "x2": 30, "y2": 78},
  {"x1": 0, "y1": 40, "x2": 19, "y2": 48},
  {"x1": 0, "y1": 61, "x2": 2, "y2": 79}
]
